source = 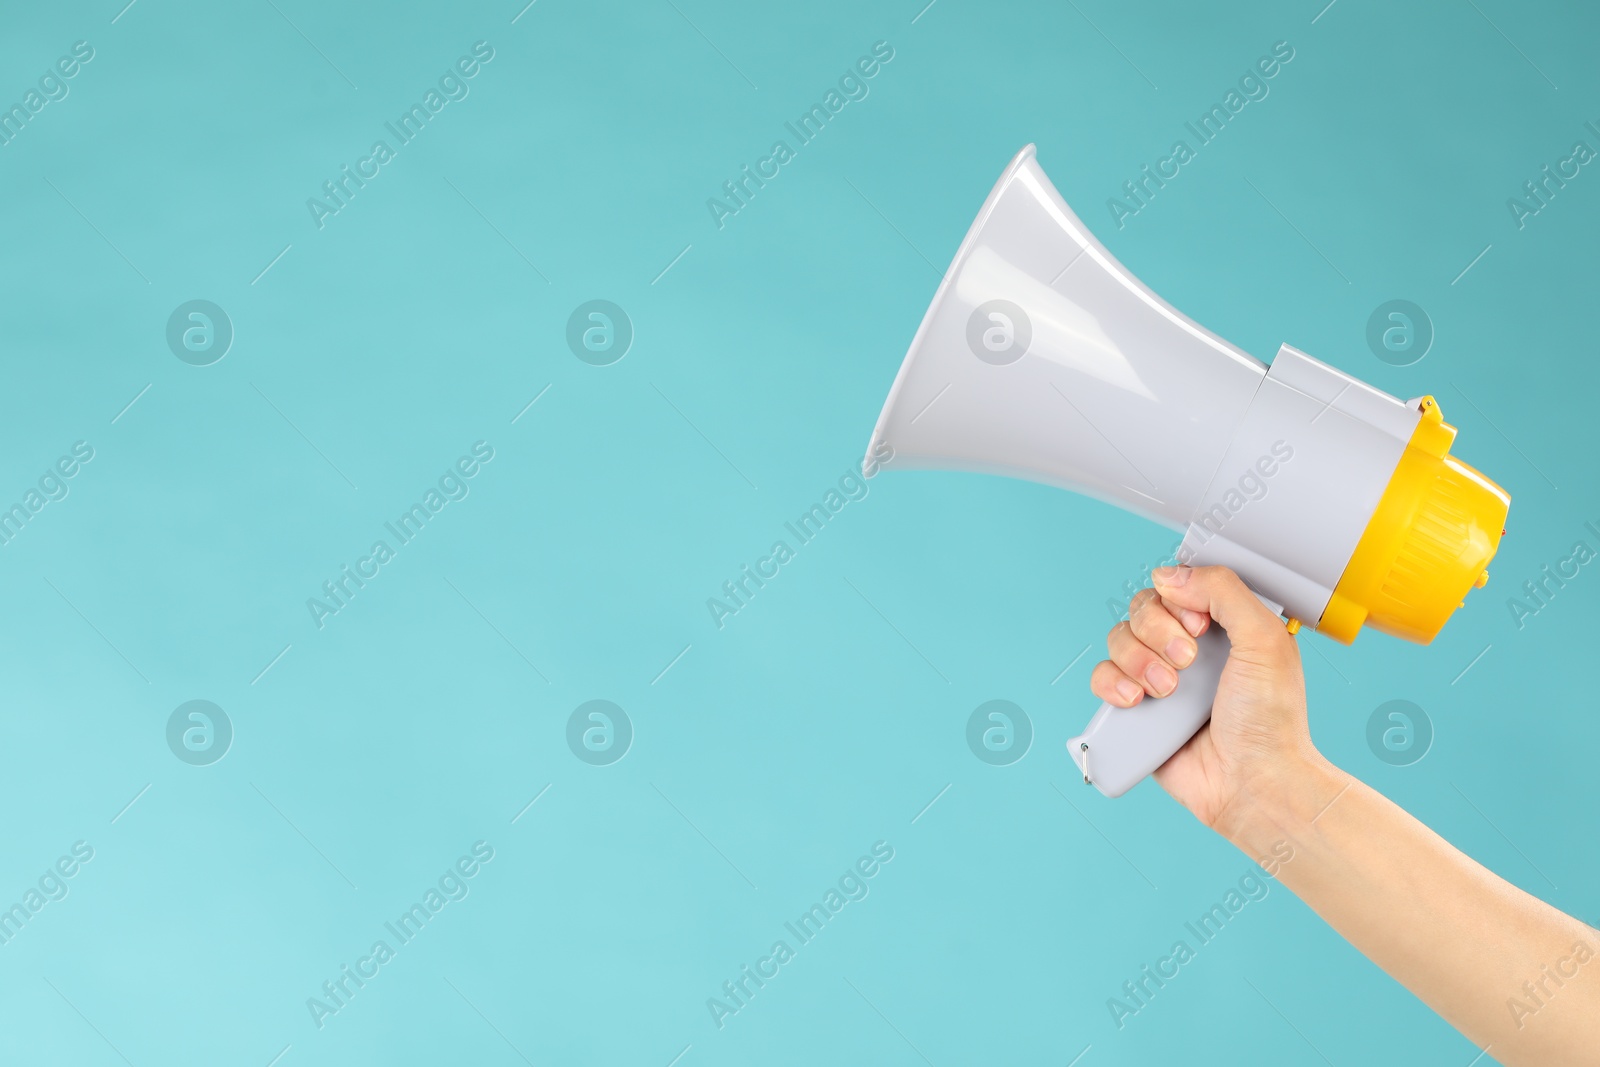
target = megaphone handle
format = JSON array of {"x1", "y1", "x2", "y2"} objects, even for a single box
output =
[{"x1": 1066, "y1": 624, "x2": 1233, "y2": 798}]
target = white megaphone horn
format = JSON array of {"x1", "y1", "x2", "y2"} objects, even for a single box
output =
[{"x1": 863, "y1": 144, "x2": 1509, "y2": 798}]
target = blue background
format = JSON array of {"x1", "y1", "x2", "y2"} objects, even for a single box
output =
[{"x1": 0, "y1": 0, "x2": 1594, "y2": 1063}]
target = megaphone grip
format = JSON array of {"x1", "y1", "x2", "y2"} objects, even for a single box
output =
[{"x1": 1066, "y1": 625, "x2": 1233, "y2": 798}]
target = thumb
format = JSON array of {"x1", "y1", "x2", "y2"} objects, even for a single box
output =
[{"x1": 1151, "y1": 565, "x2": 1292, "y2": 657}]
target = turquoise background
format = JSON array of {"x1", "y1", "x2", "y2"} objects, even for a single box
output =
[{"x1": 0, "y1": 0, "x2": 1595, "y2": 1063}]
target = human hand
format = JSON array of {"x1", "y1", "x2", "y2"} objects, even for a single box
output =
[
  {"x1": 1092, "y1": 568, "x2": 1600, "y2": 1066},
  {"x1": 1088, "y1": 564, "x2": 1322, "y2": 832}
]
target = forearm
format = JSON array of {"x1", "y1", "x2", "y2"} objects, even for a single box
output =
[{"x1": 1220, "y1": 756, "x2": 1600, "y2": 1066}]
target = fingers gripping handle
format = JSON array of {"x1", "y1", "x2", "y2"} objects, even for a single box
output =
[{"x1": 1065, "y1": 626, "x2": 1233, "y2": 798}]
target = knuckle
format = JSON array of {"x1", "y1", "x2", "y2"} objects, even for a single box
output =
[
  {"x1": 1128, "y1": 590, "x2": 1168, "y2": 631},
  {"x1": 1109, "y1": 635, "x2": 1152, "y2": 671},
  {"x1": 1199, "y1": 564, "x2": 1243, "y2": 593},
  {"x1": 1090, "y1": 661, "x2": 1123, "y2": 696},
  {"x1": 1129, "y1": 605, "x2": 1179, "y2": 648}
]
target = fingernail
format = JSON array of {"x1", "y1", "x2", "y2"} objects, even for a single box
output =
[
  {"x1": 1115, "y1": 679, "x2": 1142, "y2": 704},
  {"x1": 1180, "y1": 609, "x2": 1206, "y2": 637},
  {"x1": 1145, "y1": 662, "x2": 1176, "y2": 696},
  {"x1": 1153, "y1": 565, "x2": 1190, "y2": 587},
  {"x1": 1166, "y1": 637, "x2": 1195, "y2": 669}
]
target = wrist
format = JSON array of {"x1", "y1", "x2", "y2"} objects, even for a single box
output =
[{"x1": 1213, "y1": 747, "x2": 1348, "y2": 857}]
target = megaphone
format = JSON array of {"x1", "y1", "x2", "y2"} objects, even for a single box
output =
[{"x1": 863, "y1": 145, "x2": 1509, "y2": 798}]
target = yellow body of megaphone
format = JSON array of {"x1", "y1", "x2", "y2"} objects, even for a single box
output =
[{"x1": 863, "y1": 145, "x2": 1508, "y2": 798}]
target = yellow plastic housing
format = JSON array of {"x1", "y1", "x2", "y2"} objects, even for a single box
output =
[{"x1": 1316, "y1": 396, "x2": 1509, "y2": 646}]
